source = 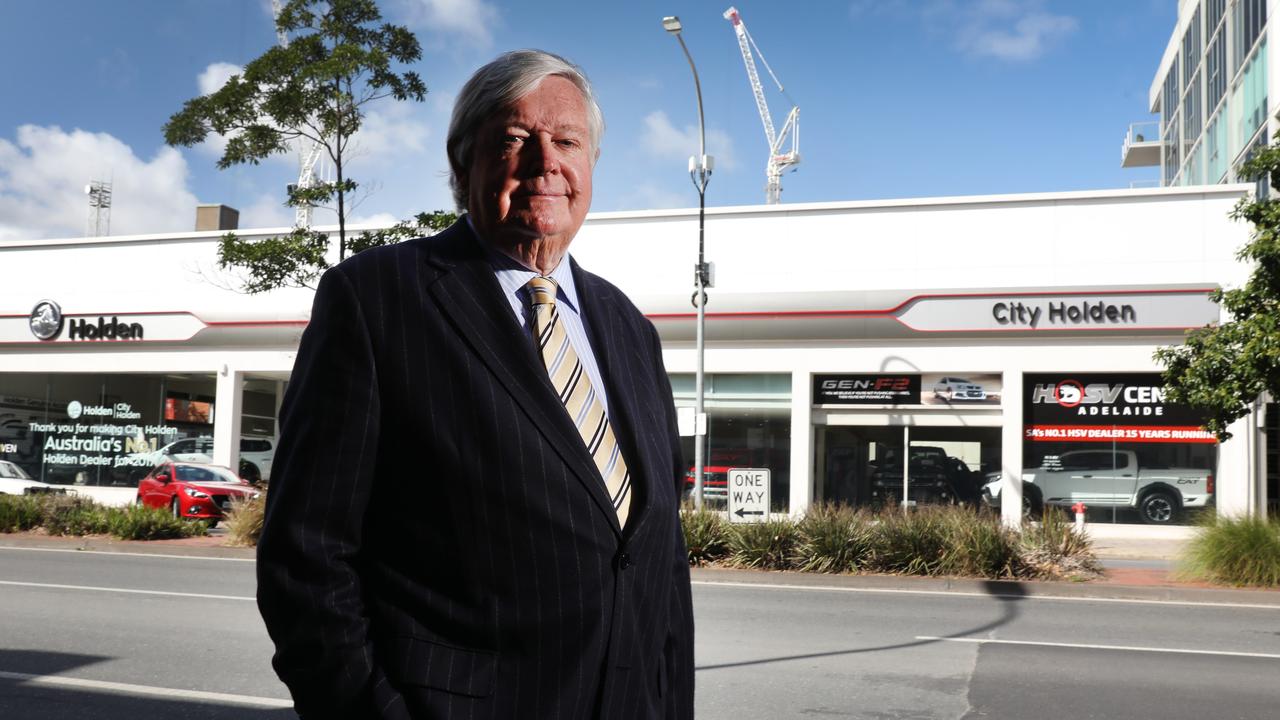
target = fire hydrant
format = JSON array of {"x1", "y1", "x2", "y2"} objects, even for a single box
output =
[{"x1": 1071, "y1": 502, "x2": 1087, "y2": 533}]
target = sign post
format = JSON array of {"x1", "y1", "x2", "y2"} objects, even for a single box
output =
[{"x1": 727, "y1": 467, "x2": 770, "y2": 523}]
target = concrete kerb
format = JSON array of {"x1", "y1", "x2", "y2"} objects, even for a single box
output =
[{"x1": 2, "y1": 529, "x2": 1275, "y2": 606}]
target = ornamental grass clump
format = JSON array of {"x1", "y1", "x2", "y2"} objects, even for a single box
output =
[
  {"x1": 107, "y1": 503, "x2": 204, "y2": 541},
  {"x1": 1183, "y1": 514, "x2": 1280, "y2": 587},
  {"x1": 0, "y1": 494, "x2": 45, "y2": 533},
  {"x1": 680, "y1": 503, "x2": 728, "y2": 566},
  {"x1": 224, "y1": 493, "x2": 268, "y2": 547},
  {"x1": 1020, "y1": 508, "x2": 1100, "y2": 579},
  {"x1": 936, "y1": 509, "x2": 1021, "y2": 579},
  {"x1": 727, "y1": 518, "x2": 799, "y2": 570},
  {"x1": 792, "y1": 503, "x2": 873, "y2": 573},
  {"x1": 39, "y1": 495, "x2": 112, "y2": 536},
  {"x1": 867, "y1": 507, "x2": 950, "y2": 575}
]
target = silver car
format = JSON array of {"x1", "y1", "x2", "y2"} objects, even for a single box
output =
[{"x1": 932, "y1": 376, "x2": 987, "y2": 401}]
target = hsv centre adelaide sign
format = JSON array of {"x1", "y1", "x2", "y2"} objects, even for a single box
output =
[{"x1": 1024, "y1": 372, "x2": 1216, "y2": 444}]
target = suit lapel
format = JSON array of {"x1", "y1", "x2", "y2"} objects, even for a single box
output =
[
  {"x1": 420, "y1": 223, "x2": 623, "y2": 535},
  {"x1": 573, "y1": 263, "x2": 657, "y2": 539}
]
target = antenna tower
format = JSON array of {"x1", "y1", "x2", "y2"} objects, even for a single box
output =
[{"x1": 85, "y1": 180, "x2": 112, "y2": 236}]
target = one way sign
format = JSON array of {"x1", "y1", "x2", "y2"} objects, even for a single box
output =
[{"x1": 727, "y1": 468, "x2": 770, "y2": 524}]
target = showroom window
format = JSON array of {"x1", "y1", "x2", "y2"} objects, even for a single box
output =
[
  {"x1": 669, "y1": 373, "x2": 791, "y2": 512},
  {"x1": 812, "y1": 372, "x2": 1002, "y2": 511},
  {"x1": 0, "y1": 373, "x2": 279, "y2": 487},
  {"x1": 1023, "y1": 373, "x2": 1218, "y2": 525}
]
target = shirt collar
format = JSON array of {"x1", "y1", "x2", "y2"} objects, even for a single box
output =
[{"x1": 467, "y1": 214, "x2": 581, "y2": 314}]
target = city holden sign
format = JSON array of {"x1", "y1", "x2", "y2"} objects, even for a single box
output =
[
  {"x1": 29, "y1": 300, "x2": 145, "y2": 342},
  {"x1": 895, "y1": 289, "x2": 1218, "y2": 333},
  {"x1": 0, "y1": 300, "x2": 208, "y2": 345}
]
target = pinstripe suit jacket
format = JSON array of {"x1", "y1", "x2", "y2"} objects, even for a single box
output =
[{"x1": 257, "y1": 220, "x2": 695, "y2": 719}]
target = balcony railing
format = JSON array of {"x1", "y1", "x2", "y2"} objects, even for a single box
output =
[{"x1": 1121, "y1": 121, "x2": 1161, "y2": 168}]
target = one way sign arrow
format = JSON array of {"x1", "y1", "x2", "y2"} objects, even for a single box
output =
[{"x1": 727, "y1": 468, "x2": 770, "y2": 524}]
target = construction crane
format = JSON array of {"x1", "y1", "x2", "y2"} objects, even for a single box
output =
[
  {"x1": 723, "y1": 6, "x2": 800, "y2": 204},
  {"x1": 271, "y1": 0, "x2": 326, "y2": 229}
]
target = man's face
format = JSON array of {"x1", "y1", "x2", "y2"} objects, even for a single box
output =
[{"x1": 466, "y1": 76, "x2": 595, "y2": 267}]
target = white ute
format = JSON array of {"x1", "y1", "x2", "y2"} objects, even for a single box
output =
[{"x1": 982, "y1": 449, "x2": 1213, "y2": 524}]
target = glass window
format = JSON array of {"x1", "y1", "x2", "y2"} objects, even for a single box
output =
[
  {"x1": 1024, "y1": 373, "x2": 1217, "y2": 525},
  {"x1": 0, "y1": 372, "x2": 217, "y2": 487},
  {"x1": 671, "y1": 373, "x2": 791, "y2": 512},
  {"x1": 1233, "y1": 0, "x2": 1267, "y2": 74},
  {"x1": 1181, "y1": 6, "x2": 1201, "y2": 86}
]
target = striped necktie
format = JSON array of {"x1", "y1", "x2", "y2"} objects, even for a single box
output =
[{"x1": 526, "y1": 276, "x2": 631, "y2": 527}]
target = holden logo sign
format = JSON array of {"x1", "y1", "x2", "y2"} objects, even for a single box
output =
[
  {"x1": 66, "y1": 401, "x2": 83, "y2": 420},
  {"x1": 29, "y1": 300, "x2": 63, "y2": 341}
]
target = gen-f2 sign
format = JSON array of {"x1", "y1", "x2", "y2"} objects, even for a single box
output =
[{"x1": 728, "y1": 468, "x2": 770, "y2": 524}]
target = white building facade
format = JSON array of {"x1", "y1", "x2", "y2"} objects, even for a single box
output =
[{"x1": 0, "y1": 186, "x2": 1271, "y2": 530}]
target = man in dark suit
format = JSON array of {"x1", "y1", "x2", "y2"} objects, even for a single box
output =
[{"x1": 257, "y1": 50, "x2": 695, "y2": 719}]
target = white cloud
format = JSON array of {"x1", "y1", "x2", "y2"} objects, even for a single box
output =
[
  {"x1": 398, "y1": 0, "x2": 499, "y2": 47},
  {"x1": 626, "y1": 183, "x2": 692, "y2": 212},
  {"x1": 193, "y1": 62, "x2": 245, "y2": 160},
  {"x1": 349, "y1": 103, "x2": 431, "y2": 161},
  {"x1": 347, "y1": 211, "x2": 401, "y2": 227},
  {"x1": 639, "y1": 111, "x2": 737, "y2": 172},
  {"x1": 238, "y1": 193, "x2": 295, "y2": 230},
  {"x1": 0, "y1": 125, "x2": 199, "y2": 240},
  {"x1": 926, "y1": 0, "x2": 1077, "y2": 61},
  {"x1": 198, "y1": 62, "x2": 243, "y2": 95}
]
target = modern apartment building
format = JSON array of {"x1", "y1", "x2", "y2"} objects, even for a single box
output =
[{"x1": 1123, "y1": 0, "x2": 1272, "y2": 189}]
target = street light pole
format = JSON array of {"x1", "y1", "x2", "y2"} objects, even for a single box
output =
[{"x1": 663, "y1": 16, "x2": 714, "y2": 510}]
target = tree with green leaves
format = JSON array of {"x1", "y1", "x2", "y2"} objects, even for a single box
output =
[
  {"x1": 163, "y1": 0, "x2": 448, "y2": 292},
  {"x1": 1155, "y1": 147, "x2": 1280, "y2": 440}
]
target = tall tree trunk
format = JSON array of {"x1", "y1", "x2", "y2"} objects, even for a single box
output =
[{"x1": 334, "y1": 75, "x2": 346, "y2": 261}]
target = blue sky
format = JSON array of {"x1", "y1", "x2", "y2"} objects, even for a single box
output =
[{"x1": 0, "y1": 0, "x2": 1175, "y2": 240}]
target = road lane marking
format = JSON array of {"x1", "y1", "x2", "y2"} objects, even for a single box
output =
[
  {"x1": 692, "y1": 580, "x2": 1280, "y2": 611},
  {"x1": 0, "y1": 580, "x2": 253, "y2": 602},
  {"x1": 915, "y1": 635, "x2": 1280, "y2": 659},
  {"x1": 0, "y1": 545, "x2": 254, "y2": 562},
  {"x1": 0, "y1": 670, "x2": 292, "y2": 708}
]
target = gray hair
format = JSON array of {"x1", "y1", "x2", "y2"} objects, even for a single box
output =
[{"x1": 447, "y1": 49, "x2": 605, "y2": 211}]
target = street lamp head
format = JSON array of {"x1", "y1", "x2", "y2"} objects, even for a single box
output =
[{"x1": 662, "y1": 16, "x2": 682, "y2": 34}]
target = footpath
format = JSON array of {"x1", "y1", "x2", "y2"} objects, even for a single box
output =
[{"x1": 1, "y1": 527, "x2": 1277, "y2": 606}]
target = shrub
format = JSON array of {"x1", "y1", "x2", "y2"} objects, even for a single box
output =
[
  {"x1": 680, "y1": 503, "x2": 728, "y2": 566},
  {"x1": 0, "y1": 494, "x2": 46, "y2": 533},
  {"x1": 936, "y1": 509, "x2": 1021, "y2": 578},
  {"x1": 867, "y1": 507, "x2": 950, "y2": 575},
  {"x1": 726, "y1": 518, "x2": 799, "y2": 570},
  {"x1": 223, "y1": 493, "x2": 267, "y2": 547},
  {"x1": 792, "y1": 504, "x2": 872, "y2": 573},
  {"x1": 40, "y1": 495, "x2": 112, "y2": 536},
  {"x1": 1020, "y1": 508, "x2": 1100, "y2": 579},
  {"x1": 107, "y1": 503, "x2": 205, "y2": 541},
  {"x1": 1183, "y1": 514, "x2": 1280, "y2": 587}
]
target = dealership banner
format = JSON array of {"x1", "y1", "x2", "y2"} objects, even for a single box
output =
[
  {"x1": 813, "y1": 374, "x2": 921, "y2": 405},
  {"x1": 1023, "y1": 372, "x2": 1216, "y2": 444}
]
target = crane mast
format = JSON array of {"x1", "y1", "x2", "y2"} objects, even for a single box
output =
[
  {"x1": 723, "y1": 6, "x2": 800, "y2": 204},
  {"x1": 271, "y1": 0, "x2": 325, "y2": 229}
]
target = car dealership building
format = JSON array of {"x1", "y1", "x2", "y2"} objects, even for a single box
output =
[{"x1": 1, "y1": 184, "x2": 1274, "y2": 530}]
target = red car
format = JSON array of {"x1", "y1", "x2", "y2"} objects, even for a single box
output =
[
  {"x1": 136, "y1": 462, "x2": 260, "y2": 528},
  {"x1": 683, "y1": 465, "x2": 731, "y2": 502}
]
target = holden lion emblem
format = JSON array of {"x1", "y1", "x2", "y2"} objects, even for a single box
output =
[{"x1": 29, "y1": 300, "x2": 64, "y2": 341}]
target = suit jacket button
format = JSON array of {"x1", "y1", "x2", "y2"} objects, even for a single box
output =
[{"x1": 618, "y1": 552, "x2": 632, "y2": 570}]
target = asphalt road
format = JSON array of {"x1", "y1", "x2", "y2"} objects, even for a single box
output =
[{"x1": 1, "y1": 546, "x2": 1279, "y2": 719}]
